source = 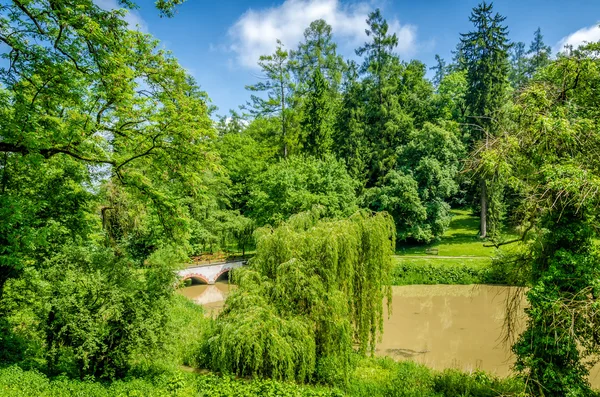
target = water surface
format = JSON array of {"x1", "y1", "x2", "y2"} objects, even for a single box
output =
[{"x1": 178, "y1": 283, "x2": 600, "y2": 385}]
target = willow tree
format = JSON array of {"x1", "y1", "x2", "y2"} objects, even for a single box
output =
[{"x1": 205, "y1": 209, "x2": 395, "y2": 383}]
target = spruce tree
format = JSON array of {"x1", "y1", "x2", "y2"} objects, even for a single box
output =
[
  {"x1": 509, "y1": 41, "x2": 528, "y2": 87},
  {"x1": 527, "y1": 27, "x2": 552, "y2": 77},
  {"x1": 293, "y1": 20, "x2": 344, "y2": 156},
  {"x1": 460, "y1": 1, "x2": 511, "y2": 238},
  {"x1": 333, "y1": 61, "x2": 369, "y2": 184},
  {"x1": 430, "y1": 54, "x2": 448, "y2": 88}
]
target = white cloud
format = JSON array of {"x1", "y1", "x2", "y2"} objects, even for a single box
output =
[
  {"x1": 94, "y1": 0, "x2": 148, "y2": 32},
  {"x1": 228, "y1": 0, "x2": 417, "y2": 69},
  {"x1": 554, "y1": 23, "x2": 600, "y2": 53}
]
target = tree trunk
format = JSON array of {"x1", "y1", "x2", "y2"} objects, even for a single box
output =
[{"x1": 480, "y1": 178, "x2": 487, "y2": 238}]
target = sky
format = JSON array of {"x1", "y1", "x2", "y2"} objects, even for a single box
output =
[{"x1": 103, "y1": 0, "x2": 600, "y2": 115}]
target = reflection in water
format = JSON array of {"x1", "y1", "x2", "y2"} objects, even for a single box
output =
[
  {"x1": 178, "y1": 283, "x2": 600, "y2": 386},
  {"x1": 177, "y1": 281, "x2": 234, "y2": 312}
]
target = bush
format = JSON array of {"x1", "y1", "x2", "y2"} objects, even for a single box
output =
[
  {"x1": 433, "y1": 369, "x2": 526, "y2": 397},
  {"x1": 0, "y1": 365, "x2": 342, "y2": 397},
  {"x1": 392, "y1": 260, "x2": 486, "y2": 285},
  {"x1": 348, "y1": 357, "x2": 527, "y2": 397},
  {"x1": 391, "y1": 257, "x2": 514, "y2": 286}
]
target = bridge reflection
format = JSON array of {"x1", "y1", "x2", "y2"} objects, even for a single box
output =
[{"x1": 178, "y1": 281, "x2": 234, "y2": 310}]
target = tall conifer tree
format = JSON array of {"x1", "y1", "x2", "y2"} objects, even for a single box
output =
[{"x1": 460, "y1": 1, "x2": 511, "y2": 238}]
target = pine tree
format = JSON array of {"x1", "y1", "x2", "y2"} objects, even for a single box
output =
[
  {"x1": 460, "y1": 1, "x2": 511, "y2": 238},
  {"x1": 245, "y1": 41, "x2": 296, "y2": 158}
]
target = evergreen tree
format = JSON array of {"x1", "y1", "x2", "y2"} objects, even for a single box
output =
[
  {"x1": 293, "y1": 20, "x2": 344, "y2": 156},
  {"x1": 527, "y1": 27, "x2": 552, "y2": 77},
  {"x1": 245, "y1": 41, "x2": 296, "y2": 158},
  {"x1": 509, "y1": 41, "x2": 528, "y2": 87},
  {"x1": 292, "y1": 19, "x2": 345, "y2": 90},
  {"x1": 333, "y1": 61, "x2": 369, "y2": 183},
  {"x1": 301, "y1": 68, "x2": 334, "y2": 156},
  {"x1": 430, "y1": 54, "x2": 448, "y2": 88},
  {"x1": 357, "y1": 9, "x2": 412, "y2": 186},
  {"x1": 459, "y1": 1, "x2": 511, "y2": 238}
]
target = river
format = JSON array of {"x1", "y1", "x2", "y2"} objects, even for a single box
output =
[{"x1": 178, "y1": 283, "x2": 600, "y2": 385}]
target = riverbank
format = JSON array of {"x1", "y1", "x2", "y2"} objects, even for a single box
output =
[{"x1": 392, "y1": 209, "x2": 521, "y2": 286}]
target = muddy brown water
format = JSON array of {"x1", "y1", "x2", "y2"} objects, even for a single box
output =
[{"x1": 178, "y1": 283, "x2": 600, "y2": 386}]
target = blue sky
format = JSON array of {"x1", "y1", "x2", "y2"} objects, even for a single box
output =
[{"x1": 108, "y1": 0, "x2": 600, "y2": 115}]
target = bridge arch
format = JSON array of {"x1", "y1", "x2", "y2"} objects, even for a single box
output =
[
  {"x1": 214, "y1": 269, "x2": 232, "y2": 283},
  {"x1": 182, "y1": 274, "x2": 209, "y2": 285}
]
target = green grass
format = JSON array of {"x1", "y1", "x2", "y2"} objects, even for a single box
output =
[
  {"x1": 397, "y1": 209, "x2": 500, "y2": 258},
  {"x1": 0, "y1": 356, "x2": 530, "y2": 397},
  {"x1": 392, "y1": 209, "x2": 521, "y2": 285}
]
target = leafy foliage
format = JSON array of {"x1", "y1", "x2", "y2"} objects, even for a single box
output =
[
  {"x1": 479, "y1": 43, "x2": 600, "y2": 396},
  {"x1": 248, "y1": 155, "x2": 358, "y2": 226},
  {"x1": 204, "y1": 210, "x2": 395, "y2": 383}
]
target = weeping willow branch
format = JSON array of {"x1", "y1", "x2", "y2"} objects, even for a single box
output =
[{"x1": 204, "y1": 208, "x2": 396, "y2": 383}]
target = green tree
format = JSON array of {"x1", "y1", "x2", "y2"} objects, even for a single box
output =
[
  {"x1": 364, "y1": 122, "x2": 464, "y2": 242},
  {"x1": 293, "y1": 20, "x2": 345, "y2": 157},
  {"x1": 301, "y1": 68, "x2": 334, "y2": 156},
  {"x1": 509, "y1": 41, "x2": 528, "y2": 87},
  {"x1": 459, "y1": 1, "x2": 511, "y2": 238},
  {"x1": 204, "y1": 209, "x2": 396, "y2": 383},
  {"x1": 430, "y1": 54, "x2": 448, "y2": 88},
  {"x1": 0, "y1": 0, "x2": 218, "y2": 378},
  {"x1": 247, "y1": 155, "x2": 358, "y2": 226},
  {"x1": 333, "y1": 61, "x2": 368, "y2": 184},
  {"x1": 357, "y1": 9, "x2": 412, "y2": 186},
  {"x1": 292, "y1": 19, "x2": 345, "y2": 90},
  {"x1": 245, "y1": 41, "x2": 297, "y2": 158},
  {"x1": 526, "y1": 27, "x2": 552, "y2": 77},
  {"x1": 484, "y1": 43, "x2": 600, "y2": 395}
]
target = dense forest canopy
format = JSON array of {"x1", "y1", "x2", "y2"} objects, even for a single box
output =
[{"x1": 1, "y1": 0, "x2": 600, "y2": 395}]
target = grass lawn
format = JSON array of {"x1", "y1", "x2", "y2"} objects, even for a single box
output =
[
  {"x1": 392, "y1": 209, "x2": 522, "y2": 285},
  {"x1": 393, "y1": 256, "x2": 491, "y2": 269},
  {"x1": 396, "y1": 209, "x2": 515, "y2": 258}
]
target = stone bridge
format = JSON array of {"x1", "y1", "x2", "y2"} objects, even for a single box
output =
[{"x1": 177, "y1": 260, "x2": 246, "y2": 285}]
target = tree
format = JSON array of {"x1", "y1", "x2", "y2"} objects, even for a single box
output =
[
  {"x1": 509, "y1": 41, "x2": 528, "y2": 87},
  {"x1": 247, "y1": 155, "x2": 358, "y2": 226},
  {"x1": 483, "y1": 43, "x2": 600, "y2": 395},
  {"x1": 292, "y1": 19, "x2": 345, "y2": 90},
  {"x1": 357, "y1": 9, "x2": 412, "y2": 186},
  {"x1": 0, "y1": 0, "x2": 216, "y2": 294},
  {"x1": 293, "y1": 20, "x2": 345, "y2": 157},
  {"x1": 245, "y1": 41, "x2": 297, "y2": 158},
  {"x1": 0, "y1": 0, "x2": 218, "y2": 378},
  {"x1": 430, "y1": 54, "x2": 448, "y2": 88},
  {"x1": 300, "y1": 68, "x2": 335, "y2": 156},
  {"x1": 204, "y1": 209, "x2": 396, "y2": 383},
  {"x1": 459, "y1": 1, "x2": 511, "y2": 238},
  {"x1": 333, "y1": 61, "x2": 368, "y2": 183},
  {"x1": 527, "y1": 27, "x2": 552, "y2": 77},
  {"x1": 364, "y1": 122, "x2": 464, "y2": 242}
]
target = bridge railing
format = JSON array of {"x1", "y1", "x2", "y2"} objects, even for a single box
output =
[{"x1": 186, "y1": 254, "x2": 252, "y2": 269}]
